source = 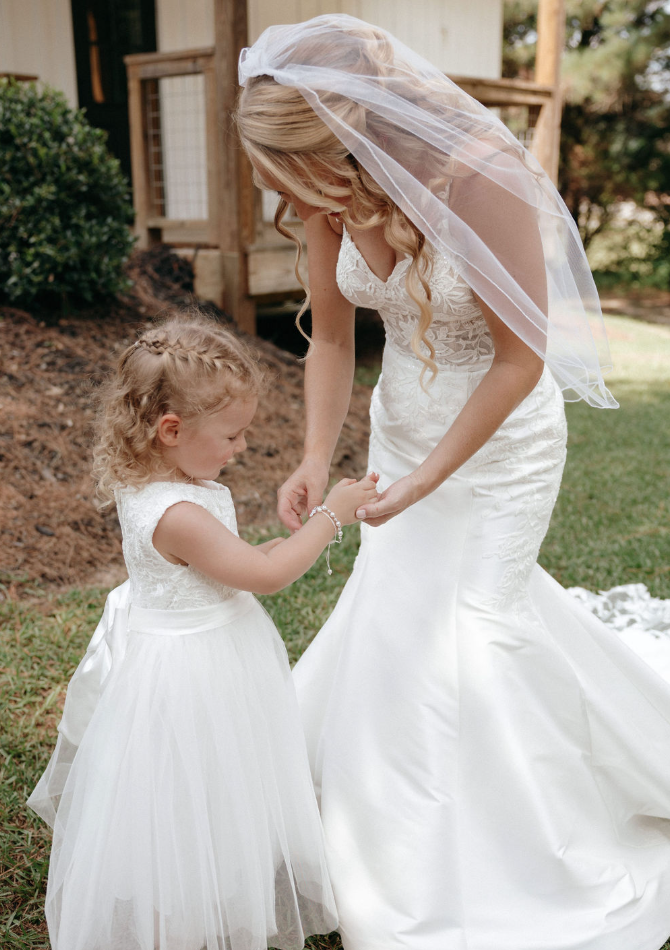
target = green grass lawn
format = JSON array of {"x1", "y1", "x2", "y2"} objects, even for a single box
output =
[
  {"x1": 540, "y1": 315, "x2": 670, "y2": 596},
  {"x1": 2, "y1": 315, "x2": 669, "y2": 949}
]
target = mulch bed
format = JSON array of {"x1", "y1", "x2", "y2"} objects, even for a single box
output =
[{"x1": 0, "y1": 248, "x2": 376, "y2": 596}]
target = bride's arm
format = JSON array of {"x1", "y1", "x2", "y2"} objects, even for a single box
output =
[
  {"x1": 356, "y1": 304, "x2": 544, "y2": 525},
  {"x1": 357, "y1": 171, "x2": 547, "y2": 527},
  {"x1": 277, "y1": 213, "x2": 357, "y2": 531}
]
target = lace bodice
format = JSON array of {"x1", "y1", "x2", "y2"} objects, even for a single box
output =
[
  {"x1": 115, "y1": 481, "x2": 239, "y2": 609},
  {"x1": 336, "y1": 224, "x2": 494, "y2": 366}
]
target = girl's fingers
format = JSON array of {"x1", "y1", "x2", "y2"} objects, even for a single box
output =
[{"x1": 278, "y1": 501, "x2": 303, "y2": 533}]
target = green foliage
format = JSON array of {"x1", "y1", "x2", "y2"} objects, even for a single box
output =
[
  {"x1": 0, "y1": 79, "x2": 135, "y2": 307},
  {"x1": 504, "y1": 0, "x2": 670, "y2": 289}
]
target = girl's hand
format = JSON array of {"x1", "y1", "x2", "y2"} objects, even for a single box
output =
[
  {"x1": 277, "y1": 458, "x2": 330, "y2": 533},
  {"x1": 354, "y1": 472, "x2": 424, "y2": 527},
  {"x1": 324, "y1": 473, "x2": 380, "y2": 526},
  {"x1": 254, "y1": 537, "x2": 286, "y2": 553}
]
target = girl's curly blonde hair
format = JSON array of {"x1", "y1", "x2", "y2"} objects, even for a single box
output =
[{"x1": 92, "y1": 311, "x2": 265, "y2": 506}]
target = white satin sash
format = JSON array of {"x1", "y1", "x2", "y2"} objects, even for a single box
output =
[{"x1": 59, "y1": 583, "x2": 254, "y2": 745}]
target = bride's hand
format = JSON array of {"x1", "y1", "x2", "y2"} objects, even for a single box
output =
[
  {"x1": 355, "y1": 472, "x2": 425, "y2": 527},
  {"x1": 277, "y1": 458, "x2": 330, "y2": 533}
]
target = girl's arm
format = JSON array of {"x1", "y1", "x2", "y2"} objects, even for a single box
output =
[
  {"x1": 277, "y1": 213, "x2": 356, "y2": 531},
  {"x1": 153, "y1": 476, "x2": 378, "y2": 595}
]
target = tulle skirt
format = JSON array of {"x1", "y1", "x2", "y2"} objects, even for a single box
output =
[{"x1": 29, "y1": 590, "x2": 337, "y2": 950}]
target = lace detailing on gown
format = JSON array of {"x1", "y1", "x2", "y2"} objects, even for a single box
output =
[
  {"x1": 115, "y1": 481, "x2": 239, "y2": 608},
  {"x1": 336, "y1": 224, "x2": 494, "y2": 366}
]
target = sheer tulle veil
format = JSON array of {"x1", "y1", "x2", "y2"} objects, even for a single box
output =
[{"x1": 238, "y1": 14, "x2": 617, "y2": 408}]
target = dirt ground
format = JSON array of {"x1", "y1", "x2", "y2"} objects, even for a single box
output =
[{"x1": 0, "y1": 248, "x2": 380, "y2": 597}]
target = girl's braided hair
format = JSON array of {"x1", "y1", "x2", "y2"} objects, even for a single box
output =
[{"x1": 92, "y1": 310, "x2": 265, "y2": 506}]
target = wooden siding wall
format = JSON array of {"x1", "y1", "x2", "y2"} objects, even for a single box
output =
[
  {"x1": 249, "y1": 0, "x2": 503, "y2": 78},
  {"x1": 154, "y1": 0, "x2": 503, "y2": 78},
  {"x1": 0, "y1": 0, "x2": 78, "y2": 105},
  {"x1": 156, "y1": 0, "x2": 214, "y2": 51}
]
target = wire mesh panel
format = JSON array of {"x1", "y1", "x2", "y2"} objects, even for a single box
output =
[
  {"x1": 491, "y1": 103, "x2": 542, "y2": 150},
  {"x1": 145, "y1": 72, "x2": 208, "y2": 221}
]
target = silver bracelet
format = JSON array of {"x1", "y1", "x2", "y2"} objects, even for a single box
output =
[
  {"x1": 309, "y1": 505, "x2": 343, "y2": 574},
  {"x1": 309, "y1": 504, "x2": 343, "y2": 541}
]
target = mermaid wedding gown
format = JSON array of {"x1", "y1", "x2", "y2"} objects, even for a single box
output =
[{"x1": 292, "y1": 225, "x2": 670, "y2": 950}]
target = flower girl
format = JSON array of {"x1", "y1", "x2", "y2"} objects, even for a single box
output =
[{"x1": 28, "y1": 312, "x2": 379, "y2": 950}]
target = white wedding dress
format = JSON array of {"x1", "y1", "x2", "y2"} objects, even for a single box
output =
[{"x1": 293, "y1": 226, "x2": 670, "y2": 950}]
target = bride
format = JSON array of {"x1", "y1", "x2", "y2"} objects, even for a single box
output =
[{"x1": 237, "y1": 15, "x2": 670, "y2": 950}]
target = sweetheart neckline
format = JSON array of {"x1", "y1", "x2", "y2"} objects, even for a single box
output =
[{"x1": 340, "y1": 224, "x2": 409, "y2": 287}]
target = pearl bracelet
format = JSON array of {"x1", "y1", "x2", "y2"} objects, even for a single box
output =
[
  {"x1": 309, "y1": 504, "x2": 343, "y2": 541},
  {"x1": 309, "y1": 504, "x2": 343, "y2": 574}
]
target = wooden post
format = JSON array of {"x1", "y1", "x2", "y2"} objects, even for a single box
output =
[
  {"x1": 532, "y1": 0, "x2": 565, "y2": 184},
  {"x1": 214, "y1": 0, "x2": 256, "y2": 333},
  {"x1": 127, "y1": 68, "x2": 151, "y2": 248}
]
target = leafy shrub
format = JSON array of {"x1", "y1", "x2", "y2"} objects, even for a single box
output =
[
  {"x1": 589, "y1": 210, "x2": 670, "y2": 291},
  {"x1": 0, "y1": 79, "x2": 135, "y2": 307}
]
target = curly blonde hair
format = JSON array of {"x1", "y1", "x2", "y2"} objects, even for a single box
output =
[
  {"x1": 92, "y1": 311, "x2": 265, "y2": 506},
  {"x1": 235, "y1": 22, "x2": 458, "y2": 382}
]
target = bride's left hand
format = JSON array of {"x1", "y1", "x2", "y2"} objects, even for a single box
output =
[{"x1": 355, "y1": 473, "x2": 425, "y2": 527}]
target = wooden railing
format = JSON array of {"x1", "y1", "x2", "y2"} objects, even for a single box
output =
[
  {"x1": 124, "y1": 53, "x2": 561, "y2": 332},
  {"x1": 124, "y1": 48, "x2": 219, "y2": 248},
  {"x1": 451, "y1": 75, "x2": 559, "y2": 180}
]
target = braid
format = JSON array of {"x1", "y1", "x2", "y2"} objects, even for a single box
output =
[
  {"x1": 93, "y1": 309, "x2": 266, "y2": 506},
  {"x1": 135, "y1": 332, "x2": 251, "y2": 379}
]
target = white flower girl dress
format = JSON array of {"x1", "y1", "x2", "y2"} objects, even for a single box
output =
[{"x1": 29, "y1": 480, "x2": 337, "y2": 950}]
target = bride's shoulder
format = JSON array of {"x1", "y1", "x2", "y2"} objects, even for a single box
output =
[
  {"x1": 325, "y1": 214, "x2": 344, "y2": 236},
  {"x1": 303, "y1": 213, "x2": 348, "y2": 278}
]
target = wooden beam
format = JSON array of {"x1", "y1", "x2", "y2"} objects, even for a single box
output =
[
  {"x1": 248, "y1": 245, "x2": 308, "y2": 297},
  {"x1": 450, "y1": 75, "x2": 553, "y2": 108},
  {"x1": 125, "y1": 48, "x2": 214, "y2": 68},
  {"x1": 532, "y1": 0, "x2": 566, "y2": 183},
  {"x1": 146, "y1": 217, "x2": 209, "y2": 229},
  {"x1": 214, "y1": 0, "x2": 256, "y2": 333},
  {"x1": 125, "y1": 49, "x2": 214, "y2": 80},
  {"x1": 204, "y1": 61, "x2": 221, "y2": 247},
  {"x1": 0, "y1": 72, "x2": 39, "y2": 81},
  {"x1": 449, "y1": 75, "x2": 555, "y2": 97},
  {"x1": 126, "y1": 68, "x2": 152, "y2": 248}
]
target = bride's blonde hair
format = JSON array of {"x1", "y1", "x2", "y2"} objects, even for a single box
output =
[
  {"x1": 92, "y1": 311, "x2": 264, "y2": 506},
  {"x1": 236, "y1": 23, "x2": 451, "y2": 382}
]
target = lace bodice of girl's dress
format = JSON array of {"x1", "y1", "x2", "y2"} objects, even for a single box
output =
[
  {"x1": 336, "y1": 223, "x2": 495, "y2": 367},
  {"x1": 115, "y1": 481, "x2": 239, "y2": 609}
]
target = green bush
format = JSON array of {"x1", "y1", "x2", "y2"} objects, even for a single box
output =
[{"x1": 0, "y1": 79, "x2": 135, "y2": 307}]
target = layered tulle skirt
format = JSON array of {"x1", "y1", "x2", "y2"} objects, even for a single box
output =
[
  {"x1": 294, "y1": 344, "x2": 670, "y2": 950},
  {"x1": 29, "y1": 590, "x2": 337, "y2": 950}
]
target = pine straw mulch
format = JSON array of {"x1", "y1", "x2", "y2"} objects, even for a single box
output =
[{"x1": 0, "y1": 247, "x2": 376, "y2": 599}]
